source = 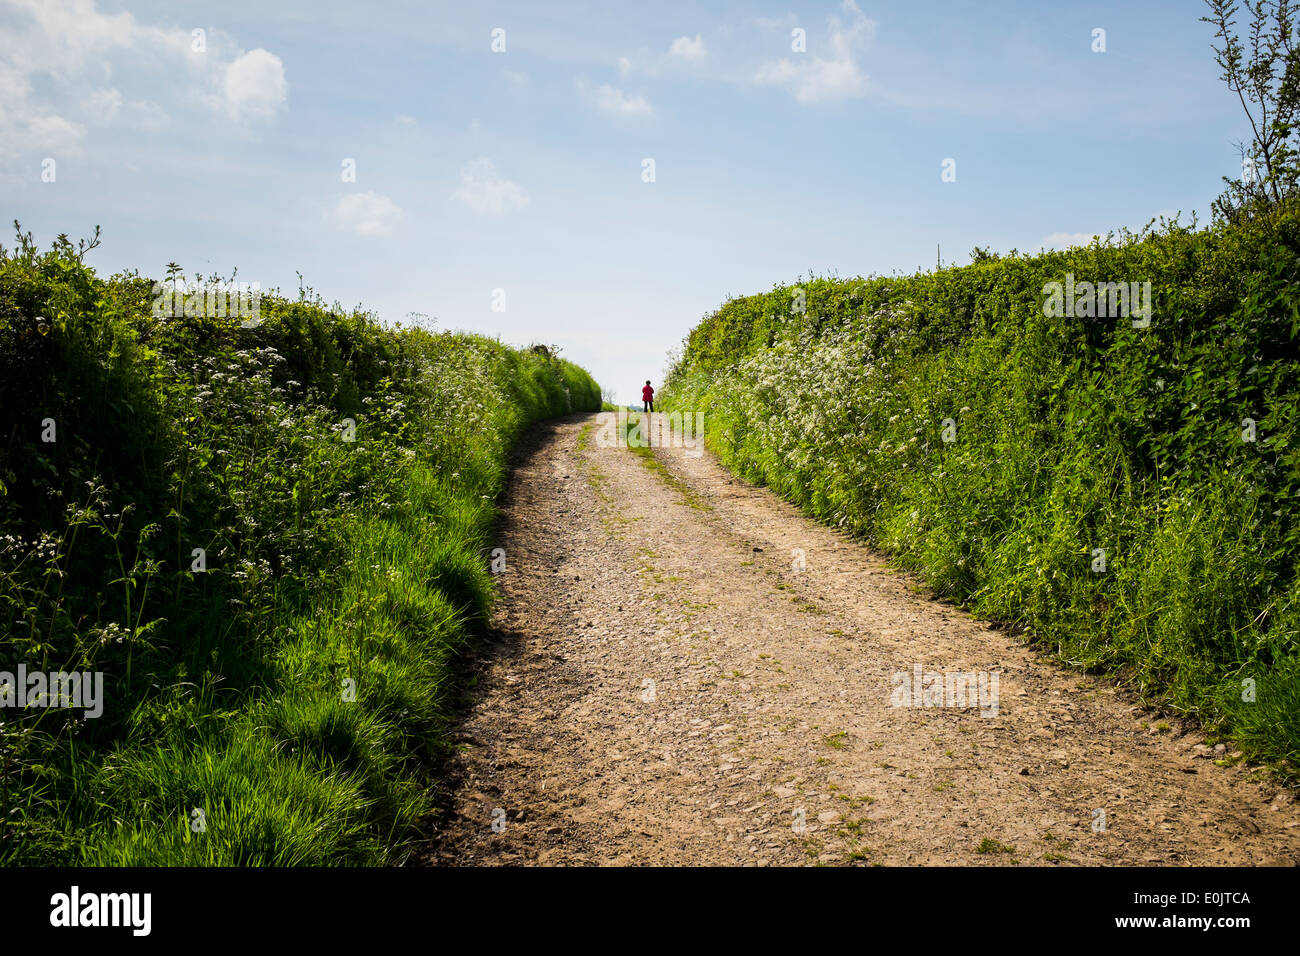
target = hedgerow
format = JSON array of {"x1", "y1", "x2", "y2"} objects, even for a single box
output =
[
  {"x1": 663, "y1": 209, "x2": 1300, "y2": 774},
  {"x1": 0, "y1": 227, "x2": 600, "y2": 864}
]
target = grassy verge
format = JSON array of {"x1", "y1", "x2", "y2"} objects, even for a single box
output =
[{"x1": 0, "y1": 228, "x2": 600, "y2": 864}]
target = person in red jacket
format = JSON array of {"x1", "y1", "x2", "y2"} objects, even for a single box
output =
[{"x1": 642, "y1": 380, "x2": 654, "y2": 413}]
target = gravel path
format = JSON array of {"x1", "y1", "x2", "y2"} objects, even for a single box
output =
[{"x1": 422, "y1": 413, "x2": 1300, "y2": 866}]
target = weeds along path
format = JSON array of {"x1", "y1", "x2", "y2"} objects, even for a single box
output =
[{"x1": 423, "y1": 413, "x2": 1300, "y2": 866}]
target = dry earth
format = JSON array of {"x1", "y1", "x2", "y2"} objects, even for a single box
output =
[{"x1": 421, "y1": 412, "x2": 1300, "y2": 866}]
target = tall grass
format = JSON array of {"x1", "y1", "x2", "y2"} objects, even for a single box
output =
[
  {"x1": 0, "y1": 227, "x2": 600, "y2": 864},
  {"x1": 663, "y1": 209, "x2": 1300, "y2": 775}
]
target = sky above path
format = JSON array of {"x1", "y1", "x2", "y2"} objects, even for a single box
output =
[{"x1": 1, "y1": 0, "x2": 1249, "y2": 402}]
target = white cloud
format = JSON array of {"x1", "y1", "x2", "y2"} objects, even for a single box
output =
[
  {"x1": 86, "y1": 87, "x2": 123, "y2": 122},
  {"x1": 669, "y1": 34, "x2": 707, "y2": 59},
  {"x1": 219, "y1": 49, "x2": 287, "y2": 121},
  {"x1": 452, "y1": 158, "x2": 530, "y2": 215},
  {"x1": 1040, "y1": 231, "x2": 1102, "y2": 250},
  {"x1": 0, "y1": 0, "x2": 142, "y2": 82},
  {"x1": 753, "y1": 0, "x2": 873, "y2": 104},
  {"x1": 122, "y1": 100, "x2": 168, "y2": 130},
  {"x1": 334, "y1": 191, "x2": 401, "y2": 236},
  {"x1": 592, "y1": 83, "x2": 652, "y2": 115},
  {"x1": 617, "y1": 56, "x2": 632, "y2": 77},
  {"x1": 0, "y1": 0, "x2": 285, "y2": 160},
  {"x1": 750, "y1": 14, "x2": 799, "y2": 31},
  {"x1": 754, "y1": 57, "x2": 868, "y2": 103},
  {"x1": 15, "y1": 111, "x2": 85, "y2": 154},
  {"x1": 395, "y1": 114, "x2": 418, "y2": 128}
]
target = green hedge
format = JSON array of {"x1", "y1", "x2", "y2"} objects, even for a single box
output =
[
  {"x1": 663, "y1": 210, "x2": 1300, "y2": 774},
  {"x1": 0, "y1": 230, "x2": 600, "y2": 864}
]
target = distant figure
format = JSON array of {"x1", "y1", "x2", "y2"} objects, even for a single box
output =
[{"x1": 642, "y1": 380, "x2": 655, "y2": 413}]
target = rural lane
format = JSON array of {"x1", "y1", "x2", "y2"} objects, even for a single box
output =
[{"x1": 421, "y1": 413, "x2": 1300, "y2": 866}]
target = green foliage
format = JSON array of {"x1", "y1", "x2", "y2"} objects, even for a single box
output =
[
  {"x1": 0, "y1": 228, "x2": 600, "y2": 864},
  {"x1": 1202, "y1": 0, "x2": 1300, "y2": 222},
  {"x1": 663, "y1": 208, "x2": 1300, "y2": 775}
]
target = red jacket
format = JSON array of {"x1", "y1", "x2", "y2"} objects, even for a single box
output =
[{"x1": 642, "y1": 384, "x2": 654, "y2": 401}]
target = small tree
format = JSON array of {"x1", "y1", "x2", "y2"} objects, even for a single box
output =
[{"x1": 1202, "y1": 0, "x2": 1300, "y2": 220}]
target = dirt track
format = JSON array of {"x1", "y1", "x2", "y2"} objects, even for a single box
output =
[{"x1": 422, "y1": 413, "x2": 1300, "y2": 866}]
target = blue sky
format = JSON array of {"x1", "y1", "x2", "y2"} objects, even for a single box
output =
[{"x1": 1, "y1": 0, "x2": 1251, "y2": 402}]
